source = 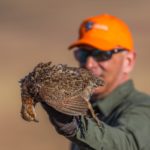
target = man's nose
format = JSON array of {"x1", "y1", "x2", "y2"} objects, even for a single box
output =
[{"x1": 86, "y1": 57, "x2": 98, "y2": 69}]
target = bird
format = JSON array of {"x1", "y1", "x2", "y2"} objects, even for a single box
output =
[{"x1": 20, "y1": 61, "x2": 104, "y2": 126}]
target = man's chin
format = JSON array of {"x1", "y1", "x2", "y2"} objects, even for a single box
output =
[{"x1": 93, "y1": 86, "x2": 105, "y2": 94}]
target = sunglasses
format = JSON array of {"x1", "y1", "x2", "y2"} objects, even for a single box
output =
[{"x1": 74, "y1": 48, "x2": 126, "y2": 64}]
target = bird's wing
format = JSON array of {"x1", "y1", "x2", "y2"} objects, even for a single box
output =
[
  {"x1": 57, "y1": 95, "x2": 89, "y2": 116},
  {"x1": 40, "y1": 87, "x2": 89, "y2": 116}
]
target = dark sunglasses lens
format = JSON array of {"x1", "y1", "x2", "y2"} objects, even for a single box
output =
[
  {"x1": 92, "y1": 51, "x2": 112, "y2": 61},
  {"x1": 74, "y1": 49, "x2": 90, "y2": 63}
]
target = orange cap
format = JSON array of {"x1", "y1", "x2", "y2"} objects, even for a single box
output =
[{"x1": 69, "y1": 14, "x2": 134, "y2": 51}]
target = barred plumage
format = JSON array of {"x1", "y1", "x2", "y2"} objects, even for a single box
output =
[{"x1": 20, "y1": 61, "x2": 104, "y2": 125}]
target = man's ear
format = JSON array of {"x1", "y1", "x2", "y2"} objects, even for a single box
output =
[{"x1": 123, "y1": 51, "x2": 136, "y2": 74}]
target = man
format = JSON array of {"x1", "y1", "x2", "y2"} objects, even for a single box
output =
[{"x1": 42, "y1": 14, "x2": 150, "y2": 150}]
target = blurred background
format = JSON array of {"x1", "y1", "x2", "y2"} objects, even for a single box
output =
[{"x1": 0, "y1": 0, "x2": 149, "y2": 150}]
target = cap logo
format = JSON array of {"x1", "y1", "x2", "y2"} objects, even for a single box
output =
[
  {"x1": 85, "y1": 21, "x2": 94, "y2": 31},
  {"x1": 85, "y1": 21, "x2": 109, "y2": 31}
]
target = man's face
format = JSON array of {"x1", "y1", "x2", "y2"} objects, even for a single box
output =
[{"x1": 74, "y1": 46, "x2": 135, "y2": 97}]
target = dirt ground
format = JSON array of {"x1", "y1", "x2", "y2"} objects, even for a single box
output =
[{"x1": 0, "y1": 1, "x2": 149, "y2": 150}]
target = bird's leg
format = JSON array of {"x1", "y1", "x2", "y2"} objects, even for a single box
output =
[
  {"x1": 83, "y1": 98, "x2": 101, "y2": 127},
  {"x1": 82, "y1": 88, "x2": 101, "y2": 127},
  {"x1": 21, "y1": 98, "x2": 39, "y2": 122},
  {"x1": 87, "y1": 101, "x2": 101, "y2": 126}
]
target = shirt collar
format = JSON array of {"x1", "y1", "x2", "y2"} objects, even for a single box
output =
[{"x1": 92, "y1": 80, "x2": 135, "y2": 117}]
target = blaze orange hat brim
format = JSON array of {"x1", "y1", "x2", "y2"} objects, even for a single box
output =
[{"x1": 69, "y1": 36, "x2": 118, "y2": 51}]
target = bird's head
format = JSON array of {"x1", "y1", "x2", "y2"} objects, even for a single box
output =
[{"x1": 21, "y1": 97, "x2": 39, "y2": 122}]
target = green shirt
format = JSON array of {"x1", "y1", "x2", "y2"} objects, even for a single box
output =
[{"x1": 71, "y1": 80, "x2": 150, "y2": 150}]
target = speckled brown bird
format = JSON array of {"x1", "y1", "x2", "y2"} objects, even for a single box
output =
[{"x1": 20, "y1": 62, "x2": 104, "y2": 125}]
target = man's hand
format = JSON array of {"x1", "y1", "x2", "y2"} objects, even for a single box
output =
[{"x1": 41, "y1": 102, "x2": 78, "y2": 137}]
